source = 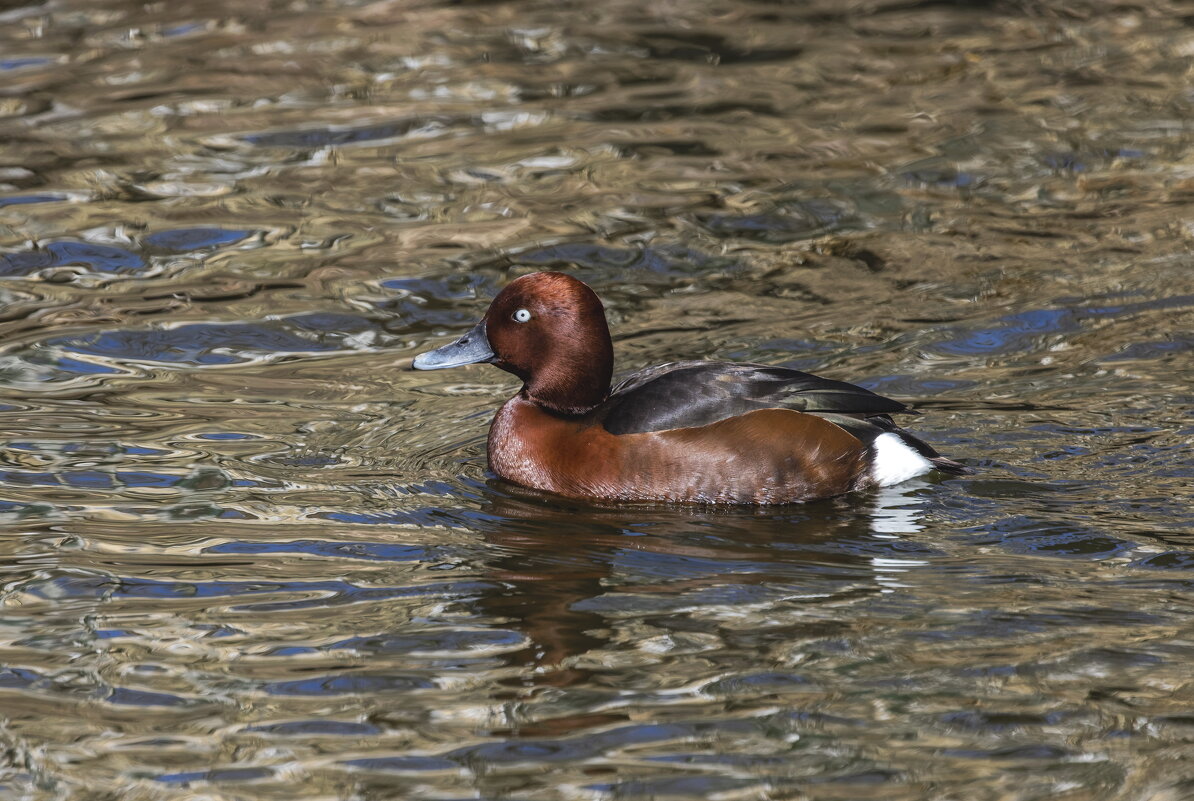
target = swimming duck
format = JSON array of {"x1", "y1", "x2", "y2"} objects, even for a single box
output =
[{"x1": 413, "y1": 271, "x2": 965, "y2": 504}]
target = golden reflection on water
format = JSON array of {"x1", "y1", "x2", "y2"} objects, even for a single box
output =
[{"x1": 2, "y1": 0, "x2": 1194, "y2": 798}]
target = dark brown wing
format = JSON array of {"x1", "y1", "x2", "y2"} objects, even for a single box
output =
[{"x1": 600, "y1": 361, "x2": 911, "y2": 435}]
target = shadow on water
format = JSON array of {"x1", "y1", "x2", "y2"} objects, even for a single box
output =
[{"x1": 433, "y1": 482, "x2": 939, "y2": 690}]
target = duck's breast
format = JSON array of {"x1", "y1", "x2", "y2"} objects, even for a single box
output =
[{"x1": 488, "y1": 396, "x2": 621, "y2": 497}]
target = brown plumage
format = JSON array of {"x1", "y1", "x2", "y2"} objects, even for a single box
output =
[{"x1": 489, "y1": 399, "x2": 869, "y2": 503}]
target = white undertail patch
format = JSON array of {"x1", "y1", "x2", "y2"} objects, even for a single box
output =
[{"x1": 870, "y1": 432, "x2": 935, "y2": 487}]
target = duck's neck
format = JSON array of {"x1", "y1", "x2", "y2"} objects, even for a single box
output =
[{"x1": 524, "y1": 337, "x2": 613, "y2": 418}]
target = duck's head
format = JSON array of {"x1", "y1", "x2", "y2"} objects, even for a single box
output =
[{"x1": 412, "y1": 271, "x2": 613, "y2": 416}]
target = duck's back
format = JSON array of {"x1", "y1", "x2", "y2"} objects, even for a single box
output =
[{"x1": 599, "y1": 361, "x2": 909, "y2": 434}]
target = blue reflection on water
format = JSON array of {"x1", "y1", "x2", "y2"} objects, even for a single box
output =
[
  {"x1": 0, "y1": 57, "x2": 55, "y2": 71},
  {"x1": 206, "y1": 540, "x2": 429, "y2": 562},
  {"x1": 0, "y1": 668, "x2": 42, "y2": 688},
  {"x1": 0, "y1": 194, "x2": 72, "y2": 208},
  {"x1": 5, "y1": 441, "x2": 171, "y2": 457},
  {"x1": 933, "y1": 309, "x2": 1074, "y2": 356},
  {"x1": 32, "y1": 575, "x2": 495, "y2": 610},
  {"x1": 105, "y1": 687, "x2": 186, "y2": 707},
  {"x1": 343, "y1": 755, "x2": 459, "y2": 772},
  {"x1": 265, "y1": 674, "x2": 435, "y2": 696},
  {"x1": 143, "y1": 228, "x2": 249, "y2": 251},
  {"x1": 60, "y1": 471, "x2": 115, "y2": 489},
  {"x1": 0, "y1": 467, "x2": 209, "y2": 494},
  {"x1": 933, "y1": 294, "x2": 1194, "y2": 358},
  {"x1": 162, "y1": 22, "x2": 206, "y2": 37},
  {"x1": 0, "y1": 242, "x2": 145, "y2": 276},
  {"x1": 43, "y1": 313, "x2": 379, "y2": 368},
  {"x1": 93, "y1": 630, "x2": 135, "y2": 639},
  {"x1": 0, "y1": 227, "x2": 252, "y2": 278},
  {"x1": 52, "y1": 357, "x2": 120, "y2": 375}
]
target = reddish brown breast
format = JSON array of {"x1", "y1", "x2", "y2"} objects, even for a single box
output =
[{"x1": 488, "y1": 397, "x2": 871, "y2": 504}]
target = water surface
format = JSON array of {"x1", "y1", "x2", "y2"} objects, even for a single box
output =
[{"x1": 2, "y1": 0, "x2": 1194, "y2": 798}]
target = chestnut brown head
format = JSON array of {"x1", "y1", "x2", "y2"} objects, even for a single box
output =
[{"x1": 413, "y1": 272, "x2": 614, "y2": 416}]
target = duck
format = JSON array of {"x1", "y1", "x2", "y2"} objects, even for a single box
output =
[{"x1": 412, "y1": 271, "x2": 966, "y2": 504}]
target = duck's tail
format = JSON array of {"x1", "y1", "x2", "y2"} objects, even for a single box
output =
[
  {"x1": 882, "y1": 426, "x2": 972, "y2": 476},
  {"x1": 927, "y1": 455, "x2": 971, "y2": 475}
]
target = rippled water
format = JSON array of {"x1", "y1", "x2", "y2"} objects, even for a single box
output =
[{"x1": 3, "y1": 0, "x2": 1194, "y2": 798}]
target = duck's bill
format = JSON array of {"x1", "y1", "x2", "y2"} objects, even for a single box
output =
[{"x1": 412, "y1": 319, "x2": 495, "y2": 370}]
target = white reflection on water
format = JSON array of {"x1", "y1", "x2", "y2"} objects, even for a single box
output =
[
  {"x1": 869, "y1": 481, "x2": 928, "y2": 536},
  {"x1": 870, "y1": 483, "x2": 929, "y2": 591}
]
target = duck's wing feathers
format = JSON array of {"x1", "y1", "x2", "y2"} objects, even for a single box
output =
[{"x1": 601, "y1": 361, "x2": 911, "y2": 436}]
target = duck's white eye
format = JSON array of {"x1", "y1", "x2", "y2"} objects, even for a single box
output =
[{"x1": 512, "y1": 308, "x2": 532, "y2": 323}]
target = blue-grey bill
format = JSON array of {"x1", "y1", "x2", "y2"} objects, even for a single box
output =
[{"x1": 411, "y1": 319, "x2": 495, "y2": 370}]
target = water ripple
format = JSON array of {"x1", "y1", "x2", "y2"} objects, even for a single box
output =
[{"x1": 3, "y1": 1, "x2": 1194, "y2": 799}]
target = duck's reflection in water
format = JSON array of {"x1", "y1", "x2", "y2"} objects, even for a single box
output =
[{"x1": 467, "y1": 481, "x2": 933, "y2": 685}]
